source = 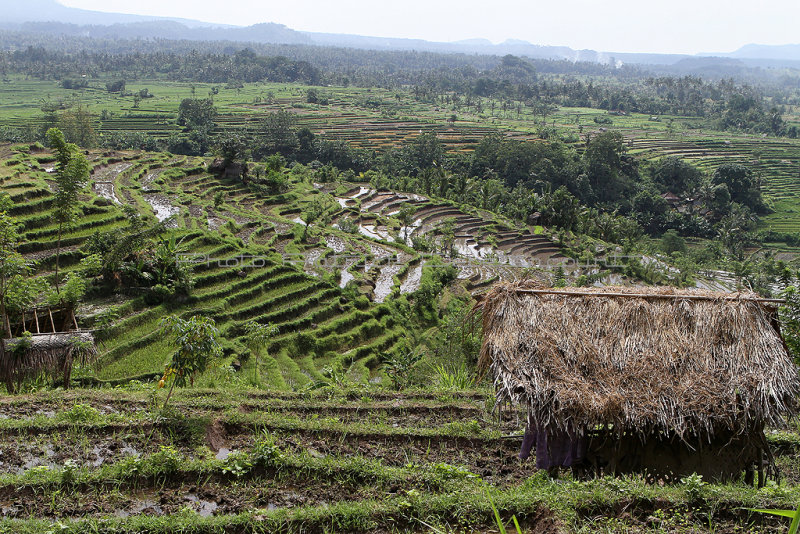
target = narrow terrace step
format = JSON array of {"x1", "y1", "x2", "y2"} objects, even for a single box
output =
[
  {"x1": 496, "y1": 236, "x2": 523, "y2": 247},
  {"x1": 418, "y1": 208, "x2": 464, "y2": 225},
  {"x1": 411, "y1": 204, "x2": 451, "y2": 218},
  {"x1": 377, "y1": 198, "x2": 414, "y2": 214}
]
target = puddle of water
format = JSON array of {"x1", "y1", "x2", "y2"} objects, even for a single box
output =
[
  {"x1": 94, "y1": 182, "x2": 121, "y2": 204},
  {"x1": 144, "y1": 194, "x2": 180, "y2": 226},
  {"x1": 339, "y1": 269, "x2": 355, "y2": 288},
  {"x1": 121, "y1": 443, "x2": 140, "y2": 457},
  {"x1": 215, "y1": 448, "x2": 231, "y2": 460},
  {"x1": 94, "y1": 162, "x2": 132, "y2": 181},
  {"x1": 291, "y1": 216, "x2": 307, "y2": 226},
  {"x1": 208, "y1": 217, "x2": 224, "y2": 231},
  {"x1": 352, "y1": 186, "x2": 372, "y2": 198},
  {"x1": 374, "y1": 264, "x2": 403, "y2": 303},
  {"x1": 359, "y1": 225, "x2": 394, "y2": 242},
  {"x1": 92, "y1": 445, "x2": 105, "y2": 467},
  {"x1": 141, "y1": 171, "x2": 161, "y2": 188},
  {"x1": 20, "y1": 451, "x2": 58, "y2": 473},
  {"x1": 115, "y1": 493, "x2": 162, "y2": 518},
  {"x1": 303, "y1": 249, "x2": 323, "y2": 277},
  {"x1": 453, "y1": 238, "x2": 482, "y2": 259},
  {"x1": 364, "y1": 244, "x2": 393, "y2": 273},
  {"x1": 401, "y1": 219, "x2": 424, "y2": 246},
  {"x1": 1, "y1": 503, "x2": 19, "y2": 516},
  {"x1": 326, "y1": 236, "x2": 346, "y2": 253},
  {"x1": 400, "y1": 264, "x2": 423, "y2": 294},
  {"x1": 184, "y1": 493, "x2": 219, "y2": 517}
]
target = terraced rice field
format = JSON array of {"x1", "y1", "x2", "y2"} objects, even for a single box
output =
[
  {"x1": 4, "y1": 78, "x2": 800, "y2": 233},
  {"x1": 0, "y1": 79, "x2": 536, "y2": 152},
  {"x1": 2, "y1": 143, "x2": 568, "y2": 385},
  {"x1": 1, "y1": 389, "x2": 800, "y2": 533}
]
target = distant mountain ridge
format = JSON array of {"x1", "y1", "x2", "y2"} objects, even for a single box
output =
[
  {"x1": 726, "y1": 43, "x2": 800, "y2": 60},
  {"x1": 2, "y1": 0, "x2": 800, "y2": 68},
  {"x1": 3, "y1": 0, "x2": 229, "y2": 28}
]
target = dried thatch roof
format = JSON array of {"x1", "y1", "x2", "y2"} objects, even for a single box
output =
[
  {"x1": 477, "y1": 281, "x2": 800, "y2": 438},
  {"x1": 1, "y1": 332, "x2": 97, "y2": 388}
]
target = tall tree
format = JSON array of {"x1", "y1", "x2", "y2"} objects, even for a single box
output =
[
  {"x1": 712, "y1": 163, "x2": 765, "y2": 213},
  {"x1": 47, "y1": 128, "x2": 90, "y2": 296},
  {"x1": 242, "y1": 319, "x2": 277, "y2": 382},
  {"x1": 256, "y1": 110, "x2": 298, "y2": 159},
  {"x1": 177, "y1": 98, "x2": 217, "y2": 132}
]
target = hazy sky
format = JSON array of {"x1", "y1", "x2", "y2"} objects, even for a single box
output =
[{"x1": 59, "y1": 0, "x2": 799, "y2": 54}]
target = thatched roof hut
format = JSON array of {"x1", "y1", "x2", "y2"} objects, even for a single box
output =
[
  {"x1": 1, "y1": 332, "x2": 97, "y2": 392},
  {"x1": 477, "y1": 281, "x2": 800, "y2": 484}
]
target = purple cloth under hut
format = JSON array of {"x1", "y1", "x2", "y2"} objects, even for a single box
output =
[{"x1": 519, "y1": 424, "x2": 587, "y2": 470}]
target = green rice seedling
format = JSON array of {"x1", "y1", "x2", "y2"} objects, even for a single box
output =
[
  {"x1": 681, "y1": 472, "x2": 706, "y2": 503},
  {"x1": 487, "y1": 488, "x2": 523, "y2": 534},
  {"x1": 145, "y1": 445, "x2": 183, "y2": 477}
]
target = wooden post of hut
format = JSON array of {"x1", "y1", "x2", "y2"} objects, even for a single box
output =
[{"x1": 476, "y1": 281, "x2": 800, "y2": 486}]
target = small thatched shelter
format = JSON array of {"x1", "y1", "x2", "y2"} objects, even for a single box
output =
[
  {"x1": 0, "y1": 332, "x2": 97, "y2": 392},
  {"x1": 477, "y1": 281, "x2": 800, "y2": 485}
]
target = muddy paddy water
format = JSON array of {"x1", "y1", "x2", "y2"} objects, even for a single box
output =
[
  {"x1": 93, "y1": 182, "x2": 121, "y2": 204},
  {"x1": 144, "y1": 194, "x2": 180, "y2": 226}
]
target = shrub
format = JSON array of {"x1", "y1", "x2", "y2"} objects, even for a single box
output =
[{"x1": 60, "y1": 403, "x2": 101, "y2": 424}]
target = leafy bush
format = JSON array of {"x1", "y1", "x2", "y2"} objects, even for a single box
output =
[
  {"x1": 253, "y1": 431, "x2": 283, "y2": 467},
  {"x1": 60, "y1": 459, "x2": 80, "y2": 486},
  {"x1": 221, "y1": 451, "x2": 253, "y2": 478},
  {"x1": 680, "y1": 472, "x2": 706, "y2": 502},
  {"x1": 381, "y1": 349, "x2": 423, "y2": 390},
  {"x1": 338, "y1": 217, "x2": 359, "y2": 234},
  {"x1": 59, "y1": 403, "x2": 101, "y2": 424},
  {"x1": 148, "y1": 446, "x2": 183, "y2": 476}
]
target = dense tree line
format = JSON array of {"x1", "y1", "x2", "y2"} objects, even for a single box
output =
[
  {"x1": 412, "y1": 72, "x2": 794, "y2": 136},
  {"x1": 1, "y1": 47, "x2": 320, "y2": 84},
  {"x1": 2, "y1": 41, "x2": 791, "y2": 135}
]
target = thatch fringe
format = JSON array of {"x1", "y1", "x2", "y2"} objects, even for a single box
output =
[
  {"x1": 1, "y1": 332, "x2": 97, "y2": 391},
  {"x1": 476, "y1": 280, "x2": 800, "y2": 440}
]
